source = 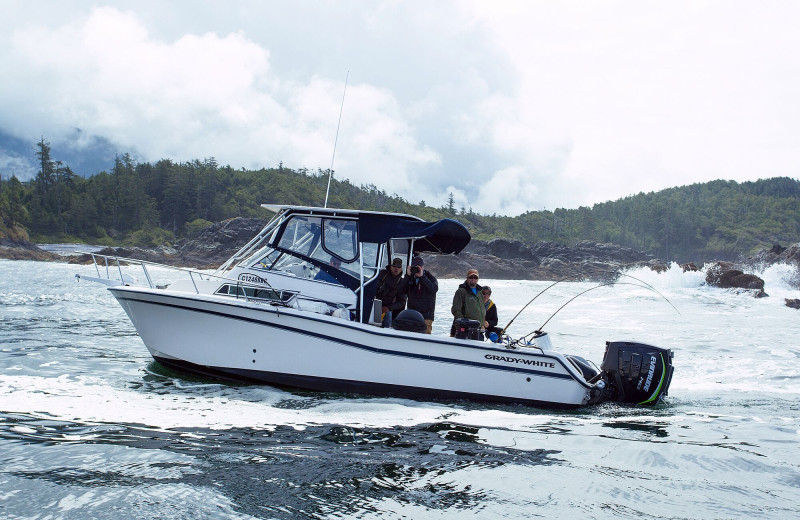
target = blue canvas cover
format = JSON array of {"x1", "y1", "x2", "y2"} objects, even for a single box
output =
[
  {"x1": 262, "y1": 204, "x2": 471, "y2": 255},
  {"x1": 357, "y1": 215, "x2": 470, "y2": 254}
]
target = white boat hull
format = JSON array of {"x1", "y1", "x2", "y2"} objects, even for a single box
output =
[{"x1": 110, "y1": 285, "x2": 595, "y2": 408}]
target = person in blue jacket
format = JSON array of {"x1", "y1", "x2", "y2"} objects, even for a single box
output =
[{"x1": 314, "y1": 257, "x2": 342, "y2": 285}]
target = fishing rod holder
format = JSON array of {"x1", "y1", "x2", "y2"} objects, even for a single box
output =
[{"x1": 532, "y1": 331, "x2": 553, "y2": 350}]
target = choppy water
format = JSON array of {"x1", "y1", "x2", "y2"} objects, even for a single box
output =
[{"x1": 1, "y1": 259, "x2": 799, "y2": 519}]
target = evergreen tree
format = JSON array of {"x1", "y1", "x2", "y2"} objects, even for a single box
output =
[{"x1": 8, "y1": 139, "x2": 800, "y2": 261}]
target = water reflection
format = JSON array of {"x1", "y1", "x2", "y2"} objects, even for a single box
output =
[
  {"x1": 1, "y1": 412, "x2": 560, "y2": 519},
  {"x1": 601, "y1": 420, "x2": 670, "y2": 438}
]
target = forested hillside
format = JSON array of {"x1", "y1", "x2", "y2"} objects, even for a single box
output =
[{"x1": 1, "y1": 138, "x2": 799, "y2": 262}]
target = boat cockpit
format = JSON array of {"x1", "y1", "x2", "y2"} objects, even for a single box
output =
[{"x1": 214, "y1": 204, "x2": 471, "y2": 324}]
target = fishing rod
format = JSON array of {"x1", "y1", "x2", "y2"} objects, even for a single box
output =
[
  {"x1": 532, "y1": 279, "x2": 680, "y2": 336},
  {"x1": 500, "y1": 268, "x2": 679, "y2": 339},
  {"x1": 616, "y1": 271, "x2": 681, "y2": 316},
  {"x1": 324, "y1": 71, "x2": 349, "y2": 208},
  {"x1": 499, "y1": 275, "x2": 578, "y2": 336}
]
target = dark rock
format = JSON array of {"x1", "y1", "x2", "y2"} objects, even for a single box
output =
[
  {"x1": 68, "y1": 246, "x2": 180, "y2": 266},
  {"x1": 650, "y1": 262, "x2": 669, "y2": 273},
  {"x1": 68, "y1": 218, "x2": 269, "y2": 269},
  {"x1": 176, "y1": 217, "x2": 268, "y2": 267},
  {"x1": 739, "y1": 243, "x2": 800, "y2": 291},
  {"x1": 427, "y1": 239, "x2": 654, "y2": 281},
  {"x1": 477, "y1": 238, "x2": 536, "y2": 261},
  {"x1": 0, "y1": 238, "x2": 60, "y2": 261},
  {"x1": 786, "y1": 298, "x2": 800, "y2": 309},
  {"x1": 681, "y1": 262, "x2": 698, "y2": 272},
  {"x1": 746, "y1": 242, "x2": 800, "y2": 268},
  {"x1": 705, "y1": 261, "x2": 768, "y2": 297}
]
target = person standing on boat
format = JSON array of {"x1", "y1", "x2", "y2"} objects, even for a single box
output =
[
  {"x1": 451, "y1": 269, "x2": 485, "y2": 335},
  {"x1": 405, "y1": 256, "x2": 438, "y2": 334},
  {"x1": 375, "y1": 257, "x2": 407, "y2": 327},
  {"x1": 481, "y1": 286, "x2": 502, "y2": 341}
]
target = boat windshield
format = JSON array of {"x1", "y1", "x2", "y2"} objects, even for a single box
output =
[{"x1": 244, "y1": 214, "x2": 381, "y2": 283}]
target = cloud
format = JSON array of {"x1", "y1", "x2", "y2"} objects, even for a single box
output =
[
  {"x1": 469, "y1": 1, "x2": 800, "y2": 209},
  {"x1": 0, "y1": 5, "x2": 441, "y2": 197},
  {"x1": 2, "y1": 1, "x2": 799, "y2": 217}
]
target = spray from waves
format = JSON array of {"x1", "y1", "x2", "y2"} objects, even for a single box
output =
[
  {"x1": 746, "y1": 263, "x2": 800, "y2": 298},
  {"x1": 620, "y1": 262, "x2": 707, "y2": 290},
  {"x1": 621, "y1": 261, "x2": 799, "y2": 297}
]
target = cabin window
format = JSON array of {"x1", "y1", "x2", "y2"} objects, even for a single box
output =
[
  {"x1": 274, "y1": 215, "x2": 358, "y2": 264},
  {"x1": 254, "y1": 248, "x2": 282, "y2": 269},
  {"x1": 321, "y1": 219, "x2": 358, "y2": 262},
  {"x1": 277, "y1": 216, "x2": 322, "y2": 257},
  {"x1": 248, "y1": 214, "x2": 382, "y2": 282},
  {"x1": 390, "y1": 239, "x2": 410, "y2": 270},
  {"x1": 361, "y1": 242, "x2": 380, "y2": 279},
  {"x1": 214, "y1": 284, "x2": 293, "y2": 302}
]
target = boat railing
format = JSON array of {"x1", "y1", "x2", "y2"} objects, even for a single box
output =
[{"x1": 78, "y1": 252, "x2": 298, "y2": 306}]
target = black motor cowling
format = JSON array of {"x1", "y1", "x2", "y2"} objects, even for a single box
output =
[
  {"x1": 600, "y1": 341, "x2": 674, "y2": 405},
  {"x1": 453, "y1": 318, "x2": 483, "y2": 340},
  {"x1": 392, "y1": 309, "x2": 428, "y2": 333}
]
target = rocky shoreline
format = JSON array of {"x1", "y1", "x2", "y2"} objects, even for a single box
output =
[
  {"x1": 0, "y1": 238, "x2": 61, "y2": 262},
  {"x1": 3, "y1": 217, "x2": 798, "y2": 305}
]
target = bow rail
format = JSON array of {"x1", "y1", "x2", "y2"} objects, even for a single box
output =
[{"x1": 75, "y1": 252, "x2": 297, "y2": 306}]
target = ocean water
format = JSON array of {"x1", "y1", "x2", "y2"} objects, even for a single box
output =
[{"x1": 1, "y1": 259, "x2": 799, "y2": 519}]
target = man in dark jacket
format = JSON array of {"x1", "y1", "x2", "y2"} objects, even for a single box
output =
[
  {"x1": 405, "y1": 256, "x2": 438, "y2": 334},
  {"x1": 375, "y1": 257, "x2": 407, "y2": 327}
]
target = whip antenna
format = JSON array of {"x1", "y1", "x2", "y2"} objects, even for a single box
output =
[{"x1": 324, "y1": 71, "x2": 349, "y2": 208}]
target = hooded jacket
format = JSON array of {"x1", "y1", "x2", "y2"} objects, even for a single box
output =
[{"x1": 451, "y1": 281, "x2": 485, "y2": 325}]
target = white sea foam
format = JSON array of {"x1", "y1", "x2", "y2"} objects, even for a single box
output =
[
  {"x1": 754, "y1": 262, "x2": 800, "y2": 298},
  {"x1": 0, "y1": 372, "x2": 573, "y2": 432},
  {"x1": 621, "y1": 262, "x2": 707, "y2": 289}
]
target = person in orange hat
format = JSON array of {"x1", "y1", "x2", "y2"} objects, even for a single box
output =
[{"x1": 451, "y1": 268, "x2": 485, "y2": 335}]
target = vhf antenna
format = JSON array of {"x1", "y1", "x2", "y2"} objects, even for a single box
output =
[{"x1": 324, "y1": 71, "x2": 349, "y2": 208}]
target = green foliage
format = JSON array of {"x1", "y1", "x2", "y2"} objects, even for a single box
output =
[
  {"x1": 185, "y1": 218, "x2": 214, "y2": 238},
  {"x1": 125, "y1": 227, "x2": 175, "y2": 248},
  {"x1": 1, "y1": 137, "x2": 798, "y2": 261}
]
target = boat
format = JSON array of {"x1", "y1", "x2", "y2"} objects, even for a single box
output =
[{"x1": 76, "y1": 204, "x2": 674, "y2": 409}]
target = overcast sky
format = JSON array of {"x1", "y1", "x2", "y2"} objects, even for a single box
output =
[{"x1": 2, "y1": 1, "x2": 799, "y2": 215}]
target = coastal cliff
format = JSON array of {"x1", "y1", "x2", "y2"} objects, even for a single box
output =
[{"x1": 3, "y1": 217, "x2": 798, "y2": 289}]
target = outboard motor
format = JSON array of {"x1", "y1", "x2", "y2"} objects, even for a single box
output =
[
  {"x1": 453, "y1": 318, "x2": 483, "y2": 340},
  {"x1": 392, "y1": 309, "x2": 428, "y2": 333},
  {"x1": 599, "y1": 341, "x2": 674, "y2": 405}
]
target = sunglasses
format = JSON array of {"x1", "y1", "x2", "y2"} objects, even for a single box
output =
[{"x1": 468, "y1": 275, "x2": 478, "y2": 280}]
